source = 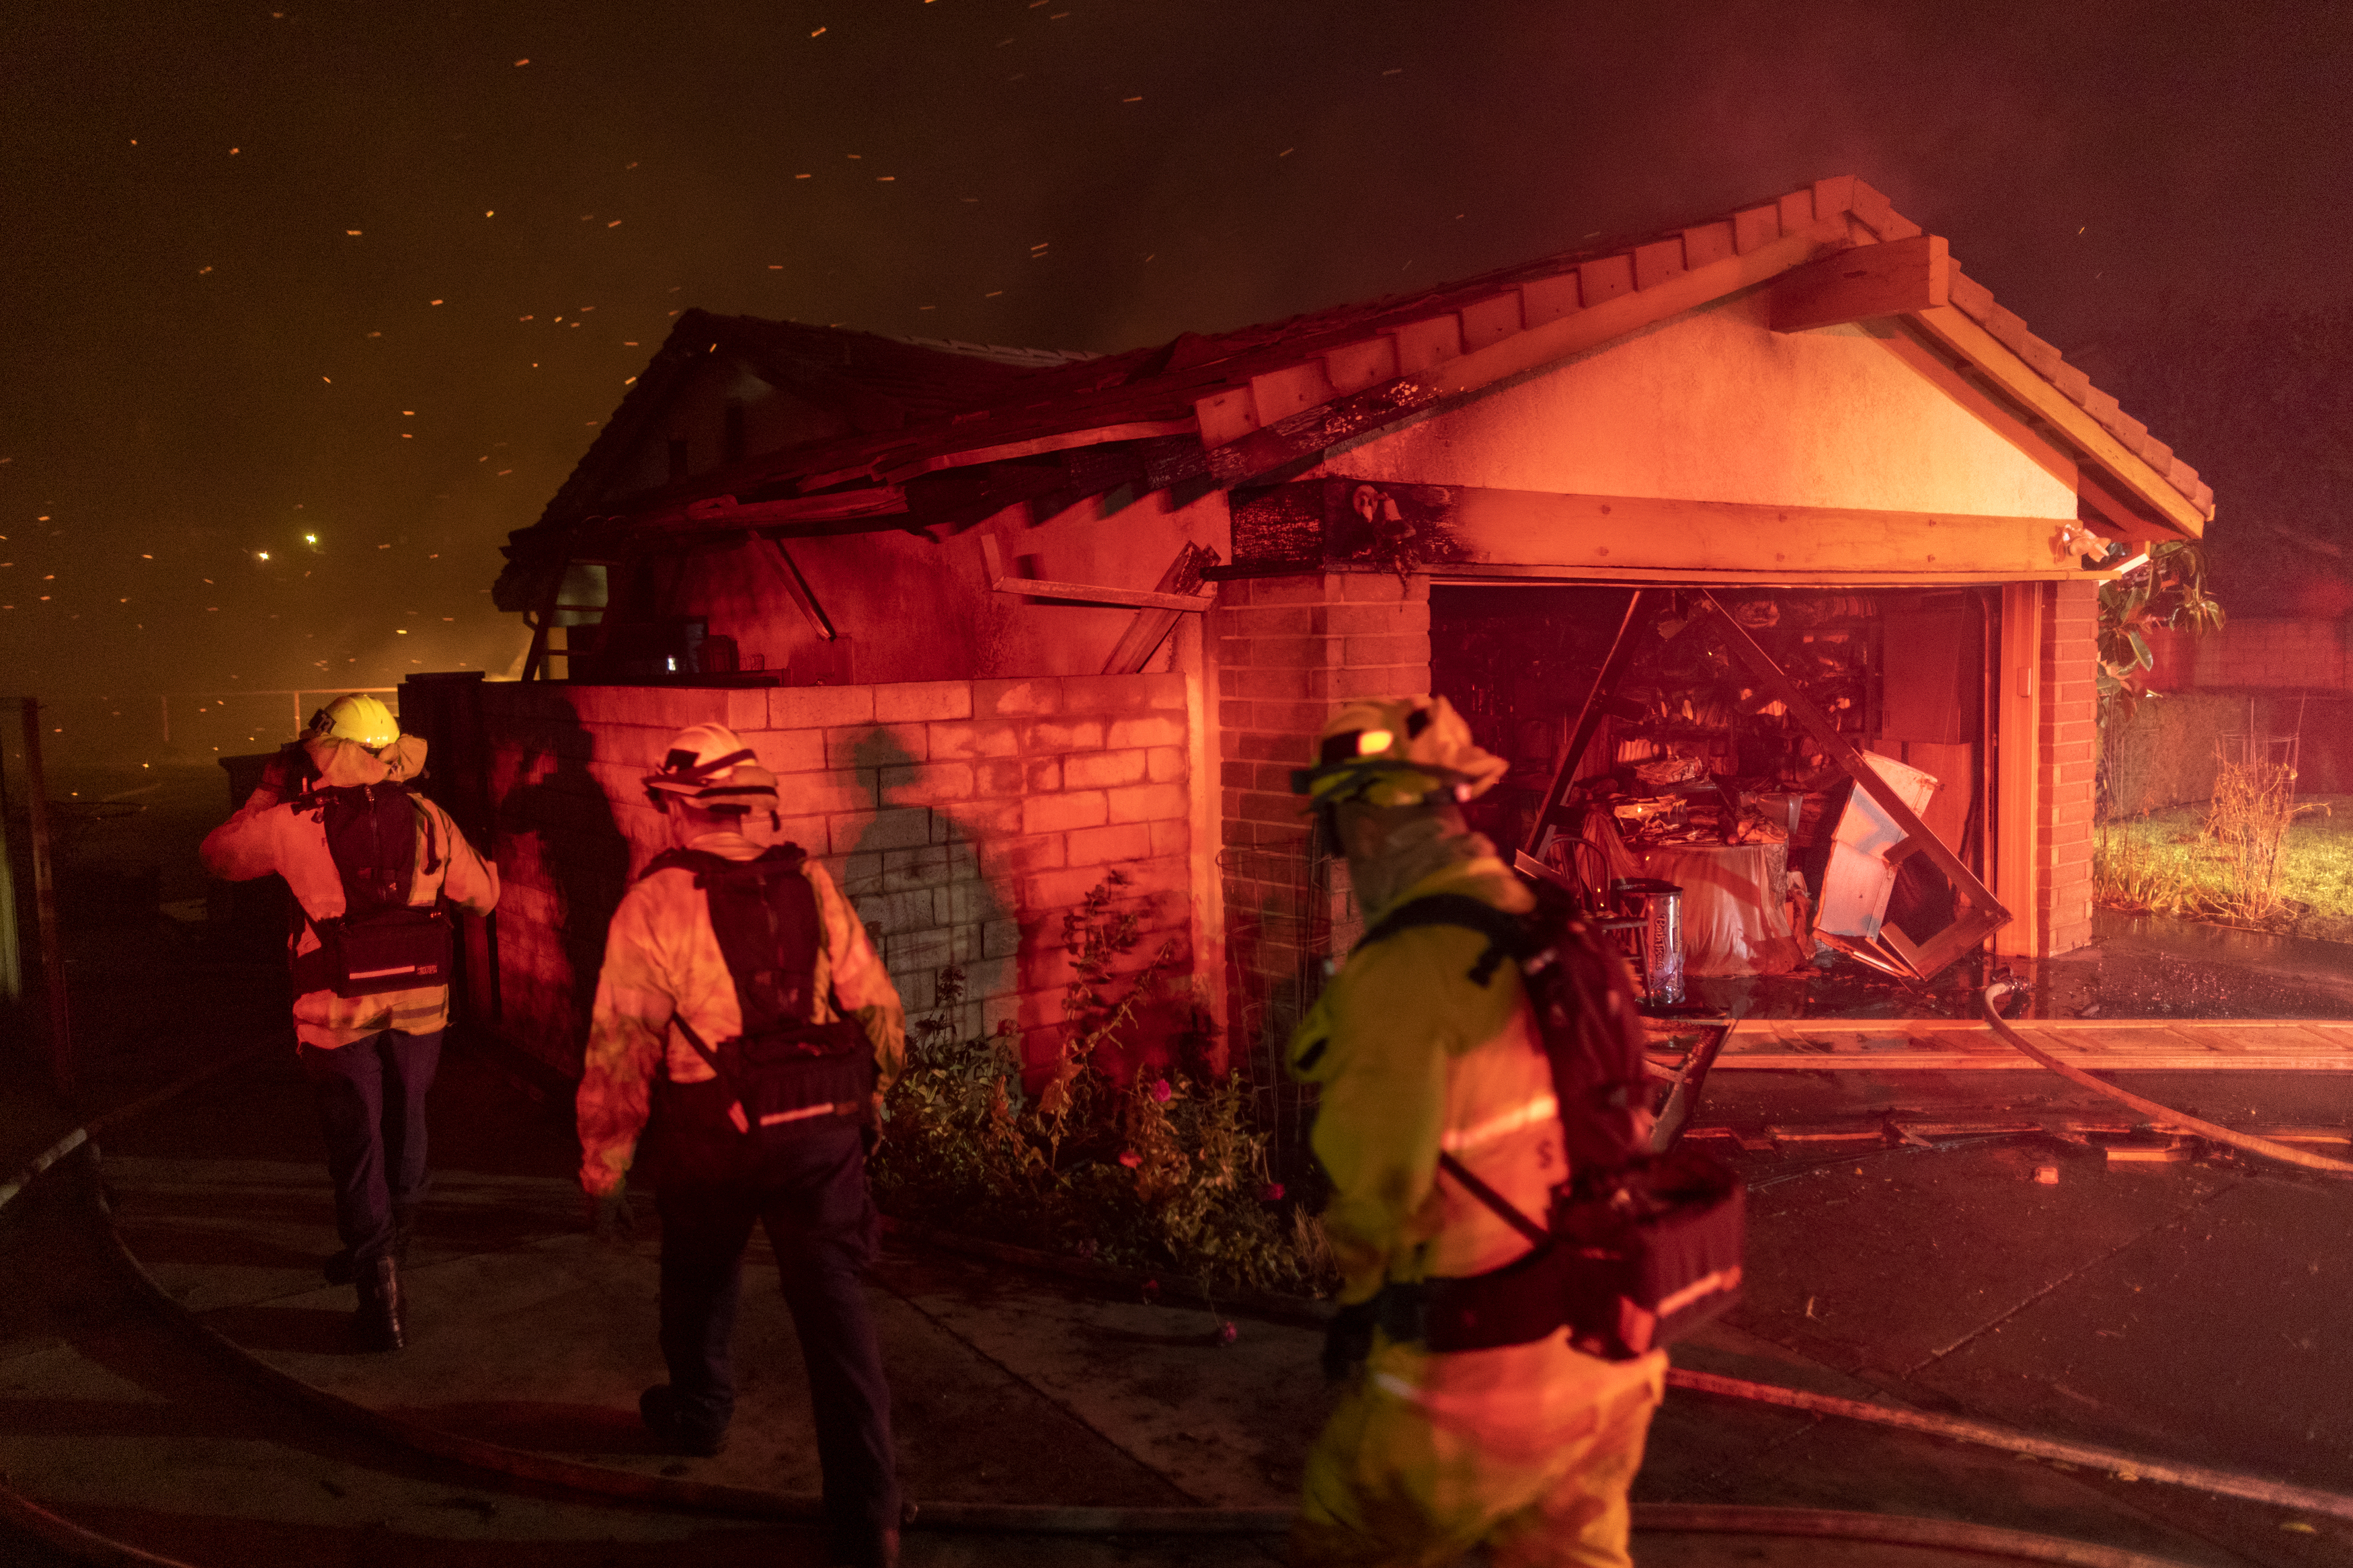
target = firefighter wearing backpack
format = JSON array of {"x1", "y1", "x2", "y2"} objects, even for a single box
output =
[
  {"x1": 200, "y1": 693, "x2": 500, "y2": 1353},
  {"x1": 1285, "y1": 696, "x2": 1667, "y2": 1568},
  {"x1": 576, "y1": 723, "x2": 907, "y2": 1568}
]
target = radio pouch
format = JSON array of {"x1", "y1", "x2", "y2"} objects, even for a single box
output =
[
  {"x1": 645, "y1": 843, "x2": 875, "y2": 1146},
  {"x1": 319, "y1": 906, "x2": 454, "y2": 997},
  {"x1": 299, "y1": 780, "x2": 454, "y2": 997},
  {"x1": 1356, "y1": 883, "x2": 1745, "y2": 1360}
]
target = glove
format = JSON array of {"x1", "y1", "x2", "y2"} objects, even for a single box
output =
[
  {"x1": 590, "y1": 1182, "x2": 635, "y2": 1248},
  {"x1": 1322, "y1": 1298, "x2": 1378, "y2": 1383}
]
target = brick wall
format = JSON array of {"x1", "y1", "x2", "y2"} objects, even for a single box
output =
[
  {"x1": 2145, "y1": 619, "x2": 2348, "y2": 692},
  {"x1": 1213, "y1": 571, "x2": 1433, "y2": 1061},
  {"x1": 2037, "y1": 580, "x2": 2098, "y2": 954},
  {"x1": 448, "y1": 673, "x2": 1193, "y2": 1085}
]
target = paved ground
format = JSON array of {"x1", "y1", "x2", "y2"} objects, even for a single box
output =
[
  {"x1": 4, "y1": 765, "x2": 2352, "y2": 1564},
  {"x1": 6, "y1": 1029, "x2": 2349, "y2": 1566}
]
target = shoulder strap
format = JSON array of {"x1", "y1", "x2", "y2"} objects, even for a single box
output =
[
  {"x1": 640, "y1": 843, "x2": 808, "y2": 885},
  {"x1": 1355, "y1": 892, "x2": 1535, "y2": 987},
  {"x1": 1435, "y1": 1151, "x2": 1551, "y2": 1247}
]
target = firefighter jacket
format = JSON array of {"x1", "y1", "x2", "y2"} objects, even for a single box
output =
[
  {"x1": 576, "y1": 829, "x2": 906, "y2": 1198},
  {"x1": 1287, "y1": 845, "x2": 1564, "y2": 1309},
  {"x1": 200, "y1": 739, "x2": 499, "y2": 1050}
]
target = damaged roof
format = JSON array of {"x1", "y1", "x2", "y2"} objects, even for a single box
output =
[{"x1": 498, "y1": 175, "x2": 2210, "y2": 610}]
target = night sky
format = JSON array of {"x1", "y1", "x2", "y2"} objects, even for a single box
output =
[{"x1": 5, "y1": 0, "x2": 2349, "y2": 745}]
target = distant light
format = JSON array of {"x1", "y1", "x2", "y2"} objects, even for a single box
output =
[
  {"x1": 305, "y1": 534, "x2": 318, "y2": 544},
  {"x1": 257, "y1": 551, "x2": 270, "y2": 560}
]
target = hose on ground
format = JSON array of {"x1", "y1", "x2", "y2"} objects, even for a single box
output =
[
  {"x1": 1667, "y1": 1368, "x2": 2353, "y2": 1524},
  {"x1": 7, "y1": 1037, "x2": 2349, "y2": 1566},
  {"x1": 1981, "y1": 983, "x2": 2353, "y2": 1177},
  {"x1": 0, "y1": 1038, "x2": 282, "y2": 1208}
]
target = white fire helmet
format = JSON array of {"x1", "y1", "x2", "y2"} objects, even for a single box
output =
[{"x1": 641, "y1": 723, "x2": 778, "y2": 815}]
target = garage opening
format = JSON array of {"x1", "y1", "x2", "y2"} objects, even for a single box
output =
[{"x1": 1430, "y1": 583, "x2": 2005, "y2": 983}]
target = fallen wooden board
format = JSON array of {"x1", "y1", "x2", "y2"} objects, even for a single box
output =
[{"x1": 1644, "y1": 1017, "x2": 2353, "y2": 1071}]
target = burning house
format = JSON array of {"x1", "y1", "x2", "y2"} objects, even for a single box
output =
[{"x1": 399, "y1": 175, "x2": 2210, "y2": 1085}]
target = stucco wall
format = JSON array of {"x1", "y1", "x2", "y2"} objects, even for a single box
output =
[
  {"x1": 432, "y1": 674, "x2": 1199, "y2": 1086},
  {"x1": 1325, "y1": 292, "x2": 2078, "y2": 522}
]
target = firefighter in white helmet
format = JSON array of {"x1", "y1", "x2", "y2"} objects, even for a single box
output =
[
  {"x1": 576, "y1": 723, "x2": 907, "y2": 1568},
  {"x1": 200, "y1": 693, "x2": 500, "y2": 1352},
  {"x1": 1285, "y1": 696, "x2": 1666, "y2": 1568}
]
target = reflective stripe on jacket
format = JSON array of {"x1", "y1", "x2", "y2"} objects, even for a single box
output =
[
  {"x1": 199, "y1": 785, "x2": 500, "y2": 1048},
  {"x1": 575, "y1": 830, "x2": 906, "y2": 1196},
  {"x1": 1287, "y1": 852, "x2": 1561, "y2": 1309}
]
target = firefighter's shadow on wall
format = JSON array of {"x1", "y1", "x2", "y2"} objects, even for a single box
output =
[
  {"x1": 832, "y1": 727, "x2": 1010, "y2": 1046},
  {"x1": 493, "y1": 702, "x2": 633, "y2": 1066}
]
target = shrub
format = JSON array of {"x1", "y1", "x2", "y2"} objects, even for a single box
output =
[{"x1": 871, "y1": 872, "x2": 1337, "y2": 1298}]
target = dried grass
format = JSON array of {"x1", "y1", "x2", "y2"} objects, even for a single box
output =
[
  {"x1": 2096, "y1": 772, "x2": 2338, "y2": 929},
  {"x1": 2202, "y1": 758, "x2": 2320, "y2": 922}
]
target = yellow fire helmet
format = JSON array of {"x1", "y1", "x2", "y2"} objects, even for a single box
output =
[
  {"x1": 1291, "y1": 695, "x2": 1507, "y2": 808},
  {"x1": 641, "y1": 723, "x2": 778, "y2": 814},
  {"x1": 307, "y1": 692, "x2": 400, "y2": 750}
]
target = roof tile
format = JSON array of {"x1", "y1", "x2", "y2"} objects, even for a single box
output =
[
  {"x1": 1681, "y1": 220, "x2": 1736, "y2": 269},
  {"x1": 1250, "y1": 361, "x2": 1337, "y2": 424},
  {"x1": 1459, "y1": 292, "x2": 1523, "y2": 350},
  {"x1": 1983, "y1": 304, "x2": 2034, "y2": 356},
  {"x1": 1195, "y1": 387, "x2": 1255, "y2": 448},
  {"x1": 1519, "y1": 272, "x2": 1582, "y2": 326},
  {"x1": 1732, "y1": 204, "x2": 1780, "y2": 254},
  {"x1": 1946, "y1": 267, "x2": 1995, "y2": 323},
  {"x1": 1386, "y1": 315, "x2": 1464, "y2": 373},
  {"x1": 2052, "y1": 362, "x2": 2091, "y2": 404},
  {"x1": 1777, "y1": 189, "x2": 1812, "y2": 235},
  {"x1": 1811, "y1": 175, "x2": 1857, "y2": 221},
  {"x1": 1579, "y1": 253, "x2": 1635, "y2": 305},
  {"x1": 1632, "y1": 237, "x2": 1685, "y2": 291},
  {"x1": 1322, "y1": 336, "x2": 1398, "y2": 393},
  {"x1": 2018, "y1": 334, "x2": 2065, "y2": 380}
]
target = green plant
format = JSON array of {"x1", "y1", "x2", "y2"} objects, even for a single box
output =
[
  {"x1": 870, "y1": 874, "x2": 1336, "y2": 1297},
  {"x1": 2096, "y1": 539, "x2": 2225, "y2": 730}
]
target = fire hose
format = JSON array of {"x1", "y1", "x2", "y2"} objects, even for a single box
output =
[
  {"x1": 7, "y1": 1044, "x2": 2353, "y2": 1566},
  {"x1": 1981, "y1": 980, "x2": 2353, "y2": 1178}
]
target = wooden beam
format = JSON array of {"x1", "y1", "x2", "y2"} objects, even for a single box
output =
[
  {"x1": 761, "y1": 538, "x2": 836, "y2": 641},
  {"x1": 1908, "y1": 302, "x2": 2206, "y2": 538},
  {"x1": 1770, "y1": 234, "x2": 1948, "y2": 333},
  {"x1": 980, "y1": 534, "x2": 1217, "y2": 613},
  {"x1": 1238, "y1": 480, "x2": 2100, "y2": 580},
  {"x1": 1102, "y1": 542, "x2": 1219, "y2": 673}
]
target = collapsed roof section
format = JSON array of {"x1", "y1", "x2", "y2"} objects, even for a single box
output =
[{"x1": 495, "y1": 175, "x2": 2212, "y2": 614}]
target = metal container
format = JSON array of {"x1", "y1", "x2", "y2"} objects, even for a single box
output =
[{"x1": 1610, "y1": 877, "x2": 1685, "y2": 1005}]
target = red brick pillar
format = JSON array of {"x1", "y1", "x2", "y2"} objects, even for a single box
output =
[
  {"x1": 2038, "y1": 579, "x2": 2099, "y2": 954},
  {"x1": 1212, "y1": 571, "x2": 1432, "y2": 1061}
]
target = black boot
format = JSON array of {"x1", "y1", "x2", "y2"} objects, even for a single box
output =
[
  {"x1": 639, "y1": 1385, "x2": 725, "y2": 1457},
  {"x1": 356, "y1": 1255, "x2": 405, "y2": 1352},
  {"x1": 390, "y1": 1204, "x2": 415, "y2": 1267}
]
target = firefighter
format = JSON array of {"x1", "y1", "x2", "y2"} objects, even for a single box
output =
[
  {"x1": 1286, "y1": 696, "x2": 1667, "y2": 1568},
  {"x1": 200, "y1": 693, "x2": 500, "y2": 1352},
  {"x1": 576, "y1": 723, "x2": 906, "y2": 1568}
]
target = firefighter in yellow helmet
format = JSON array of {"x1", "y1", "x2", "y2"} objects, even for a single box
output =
[
  {"x1": 200, "y1": 693, "x2": 500, "y2": 1352},
  {"x1": 1285, "y1": 696, "x2": 1666, "y2": 1568},
  {"x1": 575, "y1": 723, "x2": 907, "y2": 1568}
]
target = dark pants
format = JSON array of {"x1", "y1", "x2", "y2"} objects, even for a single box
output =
[
  {"x1": 298, "y1": 1028, "x2": 441, "y2": 1268},
  {"x1": 653, "y1": 1083, "x2": 899, "y2": 1547}
]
